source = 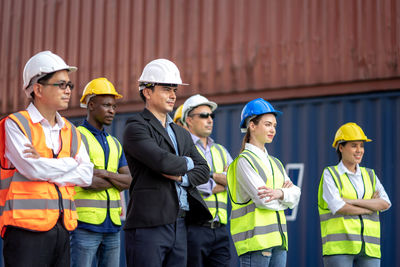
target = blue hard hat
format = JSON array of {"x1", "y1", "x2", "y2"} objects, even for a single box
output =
[{"x1": 240, "y1": 98, "x2": 282, "y2": 132}]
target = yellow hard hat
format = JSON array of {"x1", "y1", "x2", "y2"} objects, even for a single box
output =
[
  {"x1": 80, "y1": 77, "x2": 123, "y2": 108},
  {"x1": 173, "y1": 104, "x2": 184, "y2": 123},
  {"x1": 332, "y1": 122, "x2": 372, "y2": 148}
]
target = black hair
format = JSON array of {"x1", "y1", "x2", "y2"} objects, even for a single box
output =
[
  {"x1": 139, "y1": 84, "x2": 154, "y2": 102},
  {"x1": 336, "y1": 142, "x2": 347, "y2": 162},
  {"x1": 29, "y1": 72, "x2": 56, "y2": 99}
]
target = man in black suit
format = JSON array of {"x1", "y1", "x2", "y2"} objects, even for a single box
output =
[{"x1": 123, "y1": 59, "x2": 211, "y2": 267}]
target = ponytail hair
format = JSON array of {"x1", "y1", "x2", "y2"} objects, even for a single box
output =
[{"x1": 239, "y1": 114, "x2": 263, "y2": 153}]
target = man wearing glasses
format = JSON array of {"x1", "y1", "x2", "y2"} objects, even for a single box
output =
[
  {"x1": 123, "y1": 59, "x2": 211, "y2": 266},
  {"x1": 182, "y1": 94, "x2": 234, "y2": 267},
  {"x1": 0, "y1": 50, "x2": 93, "y2": 266}
]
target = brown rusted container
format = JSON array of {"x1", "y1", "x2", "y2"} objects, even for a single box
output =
[{"x1": 1, "y1": 0, "x2": 400, "y2": 117}]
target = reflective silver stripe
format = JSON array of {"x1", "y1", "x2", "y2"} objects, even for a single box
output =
[
  {"x1": 11, "y1": 112, "x2": 32, "y2": 142},
  {"x1": 70, "y1": 123, "x2": 79, "y2": 157},
  {"x1": 80, "y1": 132, "x2": 90, "y2": 154},
  {"x1": 204, "y1": 200, "x2": 227, "y2": 210},
  {"x1": 241, "y1": 151, "x2": 268, "y2": 183},
  {"x1": 269, "y1": 156, "x2": 284, "y2": 177},
  {"x1": 1, "y1": 171, "x2": 40, "y2": 189},
  {"x1": 232, "y1": 223, "x2": 287, "y2": 243},
  {"x1": 0, "y1": 198, "x2": 76, "y2": 216},
  {"x1": 213, "y1": 144, "x2": 227, "y2": 169},
  {"x1": 364, "y1": 235, "x2": 380, "y2": 245},
  {"x1": 322, "y1": 233, "x2": 380, "y2": 245},
  {"x1": 0, "y1": 198, "x2": 56, "y2": 216},
  {"x1": 322, "y1": 233, "x2": 361, "y2": 244},
  {"x1": 111, "y1": 136, "x2": 121, "y2": 156},
  {"x1": 74, "y1": 199, "x2": 121, "y2": 209},
  {"x1": 327, "y1": 166, "x2": 342, "y2": 191},
  {"x1": 366, "y1": 168, "x2": 375, "y2": 187},
  {"x1": 231, "y1": 203, "x2": 256, "y2": 219},
  {"x1": 363, "y1": 212, "x2": 380, "y2": 222},
  {"x1": 320, "y1": 211, "x2": 379, "y2": 222},
  {"x1": 62, "y1": 198, "x2": 77, "y2": 211}
]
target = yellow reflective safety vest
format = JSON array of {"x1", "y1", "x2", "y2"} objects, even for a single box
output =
[
  {"x1": 196, "y1": 143, "x2": 229, "y2": 224},
  {"x1": 318, "y1": 165, "x2": 380, "y2": 258},
  {"x1": 74, "y1": 126, "x2": 122, "y2": 226},
  {"x1": 227, "y1": 149, "x2": 288, "y2": 256}
]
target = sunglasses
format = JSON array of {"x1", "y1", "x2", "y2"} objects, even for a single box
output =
[
  {"x1": 40, "y1": 81, "x2": 74, "y2": 90},
  {"x1": 189, "y1": 112, "x2": 215, "y2": 119}
]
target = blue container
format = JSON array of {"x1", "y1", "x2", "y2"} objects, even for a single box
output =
[
  {"x1": 2, "y1": 90, "x2": 397, "y2": 267},
  {"x1": 210, "y1": 90, "x2": 400, "y2": 267}
]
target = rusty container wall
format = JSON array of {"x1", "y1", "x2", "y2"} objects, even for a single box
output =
[{"x1": 1, "y1": 0, "x2": 400, "y2": 117}]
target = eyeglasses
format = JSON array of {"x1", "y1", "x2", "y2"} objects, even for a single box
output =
[
  {"x1": 40, "y1": 81, "x2": 74, "y2": 90},
  {"x1": 189, "y1": 112, "x2": 215, "y2": 119}
]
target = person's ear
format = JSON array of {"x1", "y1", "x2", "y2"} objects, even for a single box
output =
[{"x1": 32, "y1": 83, "x2": 43, "y2": 99}]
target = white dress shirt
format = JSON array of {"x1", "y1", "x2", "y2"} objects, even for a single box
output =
[
  {"x1": 235, "y1": 143, "x2": 301, "y2": 211},
  {"x1": 322, "y1": 161, "x2": 391, "y2": 214},
  {"x1": 4, "y1": 103, "x2": 93, "y2": 187}
]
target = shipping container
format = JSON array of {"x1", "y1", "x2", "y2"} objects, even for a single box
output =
[
  {"x1": 1, "y1": 0, "x2": 400, "y2": 117},
  {"x1": 63, "y1": 89, "x2": 400, "y2": 267}
]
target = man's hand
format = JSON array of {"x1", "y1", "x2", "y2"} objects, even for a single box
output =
[{"x1": 23, "y1": 143, "x2": 40, "y2": 159}]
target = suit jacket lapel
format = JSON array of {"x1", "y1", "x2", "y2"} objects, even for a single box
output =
[{"x1": 142, "y1": 108, "x2": 176, "y2": 152}]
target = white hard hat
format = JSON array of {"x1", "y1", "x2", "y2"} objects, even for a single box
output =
[
  {"x1": 23, "y1": 51, "x2": 77, "y2": 98},
  {"x1": 138, "y1": 58, "x2": 188, "y2": 90},
  {"x1": 182, "y1": 94, "x2": 217, "y2": 123}
]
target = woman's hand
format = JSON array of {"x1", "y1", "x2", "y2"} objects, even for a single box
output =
[{"x1": 257, "y1": 186, "x2": 284, "y2": 202}]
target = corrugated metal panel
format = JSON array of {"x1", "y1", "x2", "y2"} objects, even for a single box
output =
[
  {"x1": 67, "y1": 90, "x2": 400, "y2": 267},
  {"x1": 1, "y1": 0, "x2": 400, "y2": 117}
]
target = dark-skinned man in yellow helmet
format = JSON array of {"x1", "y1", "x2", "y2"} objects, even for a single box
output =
[{"x1": 70, "y1": 77, "x2": 132, "y2": 267}]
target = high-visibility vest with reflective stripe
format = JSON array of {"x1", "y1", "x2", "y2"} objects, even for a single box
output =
[
  {"x1": 74, "y1": 126, "x2": 122, "y2": 226},
  {"x1": 196, "y1": 144, "x2": 229, "y2": 224},
  {"x1": 227, "y1": 149, "x2": 288, "y2": 256},
  {"x1": 318, "y1": 165, "x2": 381, "y2": 258},
  {"x1": 0, "y1": 111, "x2": 80, "y2": 235}
]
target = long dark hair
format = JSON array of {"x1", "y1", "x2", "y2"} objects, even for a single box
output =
[
  {"x1": 336, "y1": 142, "x2": 347, "y2": 162},
  {"x1": 239, "y1": 115, "x2": 263, "y2": 153}
]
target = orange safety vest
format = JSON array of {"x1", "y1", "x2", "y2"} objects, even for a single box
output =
[{"x1": 0, "y1": 111, "x2": 81, "y2": 236}]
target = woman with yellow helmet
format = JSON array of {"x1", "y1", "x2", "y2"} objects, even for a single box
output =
[{"x1": 318, "y1": 122, "x2": 391, "y2": 267}]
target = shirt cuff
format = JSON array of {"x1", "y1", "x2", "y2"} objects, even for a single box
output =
[
  {"x1": 179, "y1": 174, "x2": 190, "y2": 187},
  {"x1": 185, "y1": 156, "x2": 194, "y2": 171}
]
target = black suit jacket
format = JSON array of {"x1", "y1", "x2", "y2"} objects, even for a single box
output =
[{"x1": 123, "y1": 108, "x2": 212, "y2": 229}]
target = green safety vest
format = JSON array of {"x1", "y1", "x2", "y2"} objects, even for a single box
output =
[
  {"x1": 318, "y1": 166, "x2": 381, "y2": 258},
  {"x1": 74, "y1": 126, "x2": 122, "y2": 226},
  {"x1": 196, "y1": 144, "x2": 229, "y2": 224},
  {"x1": 227, "y1": 149, "x2": 288, "y2": 256}
]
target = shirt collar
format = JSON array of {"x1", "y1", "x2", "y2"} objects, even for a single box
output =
[
  {"x1": 190, "y1": 133, "x2": 214, "y2": 149},
  {"x1": 82, "y1": 120, "x2": 108, "y2": 137},
  {"x1": 244, "y1": 143, "x2": 269, "y2": 159},
  {"x1": 338, "y1": 161, "x2": 361, "y2": 176},
  {"x1": 27, "y1": 102, "x2": 65, "y2": 129}
]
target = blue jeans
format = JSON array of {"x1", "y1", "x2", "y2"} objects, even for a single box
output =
[
  {"x1": 239, "y1": 246, "x2": 287, "y2": 267},
  {"x1": 70, "y1": 228, "x2": 120, "y2": 267},
  {"x1": 323, "y1": 254, "x2": 380, "y2": 267}
]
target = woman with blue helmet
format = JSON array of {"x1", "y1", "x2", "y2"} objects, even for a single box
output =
[{"x1": 227, "y1": 98, "x2": 301, "y2": 266}]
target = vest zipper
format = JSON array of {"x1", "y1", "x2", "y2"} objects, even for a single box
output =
[
  {"x1": 359, "y1": 215, "x2": 365, "y2": 253},
  {"x1": 276, "y1": 211, "x2": 286, "y2": 247},
  {"x1": 54, "y1": 184, "x2": 64, "y2": 216},
  {"x1": 106, "y1": 189, "x2": 110, "y2": 218}
]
